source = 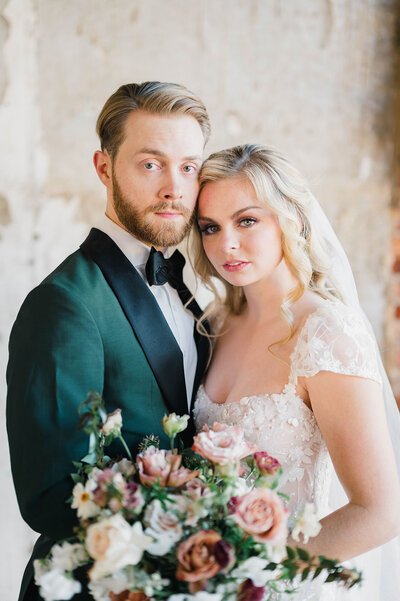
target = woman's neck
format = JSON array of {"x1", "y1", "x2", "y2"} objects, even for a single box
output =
[{"x1": 242, "y1": 259, "x2": 299, "y2": 322}]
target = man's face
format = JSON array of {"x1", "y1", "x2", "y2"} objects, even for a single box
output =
[{"x1": 109, "y1": 110, "x2": 204, "y2": 249}]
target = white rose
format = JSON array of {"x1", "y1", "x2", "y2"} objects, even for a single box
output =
[
  {"x1": 144, "y1": 498, "x2": 182, "y2": 556},
  {"x1": 112, "y1": 458, "x2": 135, "y2": 478},
  {"x1": 292, "y1": 502, "x2": 322, "y2": 544},
  {"x1": 101, "y1": 409, "x2": 122, "y2": 435},
  {"x1": 37, "y1": 569, "x2": 81, "y2": 601},
  {"x1": 51, "y1": 542, "x2": 89, "y2": 572},
  {"x1": 86, "y1": 514, "x2": 152, "y2": 581},
  {"x1": 71, "y1": 481, "x2": 99, "y2": 519},
  {"x1": 88, "y1": 569, "x2": 131, "y2": 601},
  {"x1": 231, "y1": 557, "x2": 276, "y2": 586}
]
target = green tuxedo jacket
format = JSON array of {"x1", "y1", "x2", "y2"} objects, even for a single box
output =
[{"x1": 6, "y1": 228, "x2": 209, "y2": 601}]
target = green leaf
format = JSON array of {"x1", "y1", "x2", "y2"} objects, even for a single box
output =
[
  {"x1": 286, "y1": 546, "x2": 295, "y2": 560},
  {"x1": 301, "y1": 567, "x2": 310, "y2": 582},
  {"x1": 297, "y1": 547, "x2": 310, "y2": 561},
  {"x1": 81, "y1": 452, "x2": 97, "y2": 465},
  {"x1": 312, "y1": 566, "x2": 323, "y2": 580}
]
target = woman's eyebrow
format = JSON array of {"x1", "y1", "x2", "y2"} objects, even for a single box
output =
[{"x1": 197, "y1": 206, "x2": 263, "y2": 222}]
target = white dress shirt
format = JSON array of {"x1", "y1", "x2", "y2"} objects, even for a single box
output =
[{"x1": 97, "y1": 215, "x2": 197, "y2": 410}]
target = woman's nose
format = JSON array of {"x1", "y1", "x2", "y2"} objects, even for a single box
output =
[{"x1": 219, "y1": 230, "x2": 239, "y2": 252}]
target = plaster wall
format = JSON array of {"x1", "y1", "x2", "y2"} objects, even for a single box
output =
[{"x1": 0, "y1": 1, "x2": 398, "y2": 598}]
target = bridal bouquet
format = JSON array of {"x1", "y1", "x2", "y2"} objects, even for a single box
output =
[{"x1": 34, "y1": 393, "x2": 361, "y2": 601}]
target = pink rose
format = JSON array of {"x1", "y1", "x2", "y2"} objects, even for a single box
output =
[
  {"x1": 136, "y1": 446, "x2": 199, "y2": 487},
  {"x1": 254, "y1": 452, "x2": 281, "y2": 476},
  {"x1": 229, "y1": 488, "x2": 288, "y2": 543},
  {"x1": 192, "y1": 423, "x2": 257, "y2": 465}
]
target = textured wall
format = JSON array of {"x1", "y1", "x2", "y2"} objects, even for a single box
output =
[{"x1": 1, "y1": 0, "x2": 398, "y2": 598}]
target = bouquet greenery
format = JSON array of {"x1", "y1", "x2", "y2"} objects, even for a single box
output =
[{"x1": 34, "y1": 392, "x2": 361, "y2": 601}]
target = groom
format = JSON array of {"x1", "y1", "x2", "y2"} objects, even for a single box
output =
[{"x1": 6, "y1": 82, "x2": 211, "y2": 601}]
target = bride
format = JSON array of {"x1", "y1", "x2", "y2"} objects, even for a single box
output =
[{"x1": 192, "y1": 144, "x2": 400, "y2": 600}]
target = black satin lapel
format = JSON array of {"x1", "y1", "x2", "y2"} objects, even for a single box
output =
[
  {"x1": 191, "y1": 322, "x2": 211, "y2": 413},
  {"x1": 80, "y1": 228, "x2": 188, "y2": 415}
]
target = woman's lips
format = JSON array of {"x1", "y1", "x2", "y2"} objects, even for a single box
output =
[{"x1": 222, "y1": 261, "x2": 250, "y2": 272}]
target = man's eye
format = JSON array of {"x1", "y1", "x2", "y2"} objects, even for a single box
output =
[
  {"x1": 182, "y1": 164, "x2": 197, "y2": 173},
  {"x1": 143, "y1": 162, "x2": 158, "y2": 170},
  {"x1": 239, "y1": 217, "x2": 257, "y2": 227}
]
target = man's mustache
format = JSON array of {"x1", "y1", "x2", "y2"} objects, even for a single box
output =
[{"x1": 147, "y1": 201, "x2": 192, "y2": 217}]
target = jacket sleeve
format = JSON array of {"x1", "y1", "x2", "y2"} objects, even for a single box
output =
[{"x1": 6, "y1": 282, "x2": 104, "y2": 540}]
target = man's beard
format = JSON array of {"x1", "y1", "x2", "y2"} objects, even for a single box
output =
[{"x1": 111, "y1": 169, "x2": 194, "y2": 248}]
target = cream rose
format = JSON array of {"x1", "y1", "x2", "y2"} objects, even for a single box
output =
[
  {"x1": 102, "y1": 409, "x2": 123, "y2": 435},
  {"x1": 192, "y1": 423, "x2": 257, "y2": 465},
  {"x1": 86, "y1": 514, "x2": 153, "y2": 581},
  {"x1": 229, "y1": 488, "x2": 288, "y2": 543}
]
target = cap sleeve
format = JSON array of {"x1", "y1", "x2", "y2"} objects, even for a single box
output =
[{"x1": 290, "y1": 301, "x2": 382, "y2": 385}]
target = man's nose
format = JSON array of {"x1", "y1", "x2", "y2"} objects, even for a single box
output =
[{"x1": 159, "y1": 170, "x2": 183, "y2": 200}]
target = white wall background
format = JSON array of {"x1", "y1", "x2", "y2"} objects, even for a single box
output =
[{"x1": 0, "y1": 1, "x2": 398, "y2": 598}]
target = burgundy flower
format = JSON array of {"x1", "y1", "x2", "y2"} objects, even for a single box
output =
[
  {"x1": 254, "y1": 451, "x2": 281, "y2": 476},
  {"x1": 238, "y1": 579, "x2": 264, "y2": 601},
  {"x1": 214, "y1": 540, "x2": 235, "y2": 571}
]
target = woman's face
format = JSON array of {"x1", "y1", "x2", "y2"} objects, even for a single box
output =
[{"x1": 197, "y1": 177, "x2": 283, "y2": 288}]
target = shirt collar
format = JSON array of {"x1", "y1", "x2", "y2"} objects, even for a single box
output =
[{"x1": 97, "y1": 214, "x2": 173, "y2": 268}]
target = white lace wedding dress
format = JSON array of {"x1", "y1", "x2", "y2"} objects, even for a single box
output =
[{"x1": 193, "y1": 299, "x2": 394, "y2": 601}]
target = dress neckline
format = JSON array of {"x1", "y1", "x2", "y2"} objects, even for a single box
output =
[{"x1": 201, "y1": 299, "x2": 339, "y2": 410}]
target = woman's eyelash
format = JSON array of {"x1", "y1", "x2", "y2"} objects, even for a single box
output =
[
  {"x1": 239, "y1": 217, "x2": 258, "y2": 226},
  {"x1": 198, "y1": 224, "x2": 219, "y2": 235}
]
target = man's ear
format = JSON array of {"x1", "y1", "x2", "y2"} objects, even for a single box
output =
[{"x1": 93, "y1": 150, "x2": 112, "y2": 187}]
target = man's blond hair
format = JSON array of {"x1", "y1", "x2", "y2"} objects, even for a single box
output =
[{"x1": 96, "y1": 81, "x2": 210, "y2": 159}]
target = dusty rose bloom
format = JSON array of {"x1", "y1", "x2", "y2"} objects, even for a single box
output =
[
  {"x1": 184, "y1": 478, "x2": 212, "y2": 501},
  {"x1": 137, "y1": 446, "x2": 199, "y2": 488},
  {"x1": 176, "y1": 530, "x2": 225, "y2": 589},
  {"x1": 192, "y1": 423, "x2": 257, "y2": 465},
  {"x1": 229, "y1": 488, "x2": 288, "y2": 543},
  {"x1": 254, "y1": 451, "x2": 281, "y2": 476}
]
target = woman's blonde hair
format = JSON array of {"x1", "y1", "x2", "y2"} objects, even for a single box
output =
[{"x1": 192, "y1": 144, "x2": 343, "y2": 344}]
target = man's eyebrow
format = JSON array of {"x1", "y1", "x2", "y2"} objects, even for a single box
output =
[
  {"x1": 135, "y1": 148, "x2": 202, "y2": 162},
  {"x1": 197, "y1": 206, "x2": 264, "y2": 221}
]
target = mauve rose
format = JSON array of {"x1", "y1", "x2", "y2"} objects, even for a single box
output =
[
  {"x1": 254, "y1": 452, "x2": 281, "y2": 476},
  {"x1": 192, "y1": 423, "x2": 257, "y2": 465},
  {"x1": 237, "y1": 579, "x2": 265, "y2": 601},
  {"x1": 229, "y1": 489, "x2": 288, "y2": 543},
  {"x1": 176, "y1": 530, "x2": 224, "y2": 588},
  {"x1": 137, "y1": 446, "x2": 199, "y2": 488}
]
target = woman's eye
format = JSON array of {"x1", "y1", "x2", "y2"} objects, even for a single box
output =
[
  {"x1": 239, "y1": 217, "x2": 257, "y2": 227},
  {"x1": 199, "y1": 224, "x2": 219, "y2": 235},
  {"x1": 143, "y1": 162, "x2": 159, "y2": 170}
]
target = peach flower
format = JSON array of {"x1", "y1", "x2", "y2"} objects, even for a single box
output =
[
  {"x1": 136, "y1": 446, "x2": 199, "y2": 487},
  {"x1": 229, "y1": 489, "x2": 288, "y2": 543},
  {"x1": 176, "y1": 530, "x2": 226, "y2": 589},
  {"x1": 192, "y1": 423, "x2": 257, "y2": 466}
]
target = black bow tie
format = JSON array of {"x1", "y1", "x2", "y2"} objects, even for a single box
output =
[
  {"x1": 145, "y1": 246, "x2": 206, "y2": 324},
  {"x1": 145, "y1": 246, "x2": 186, "y2": 289}
]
